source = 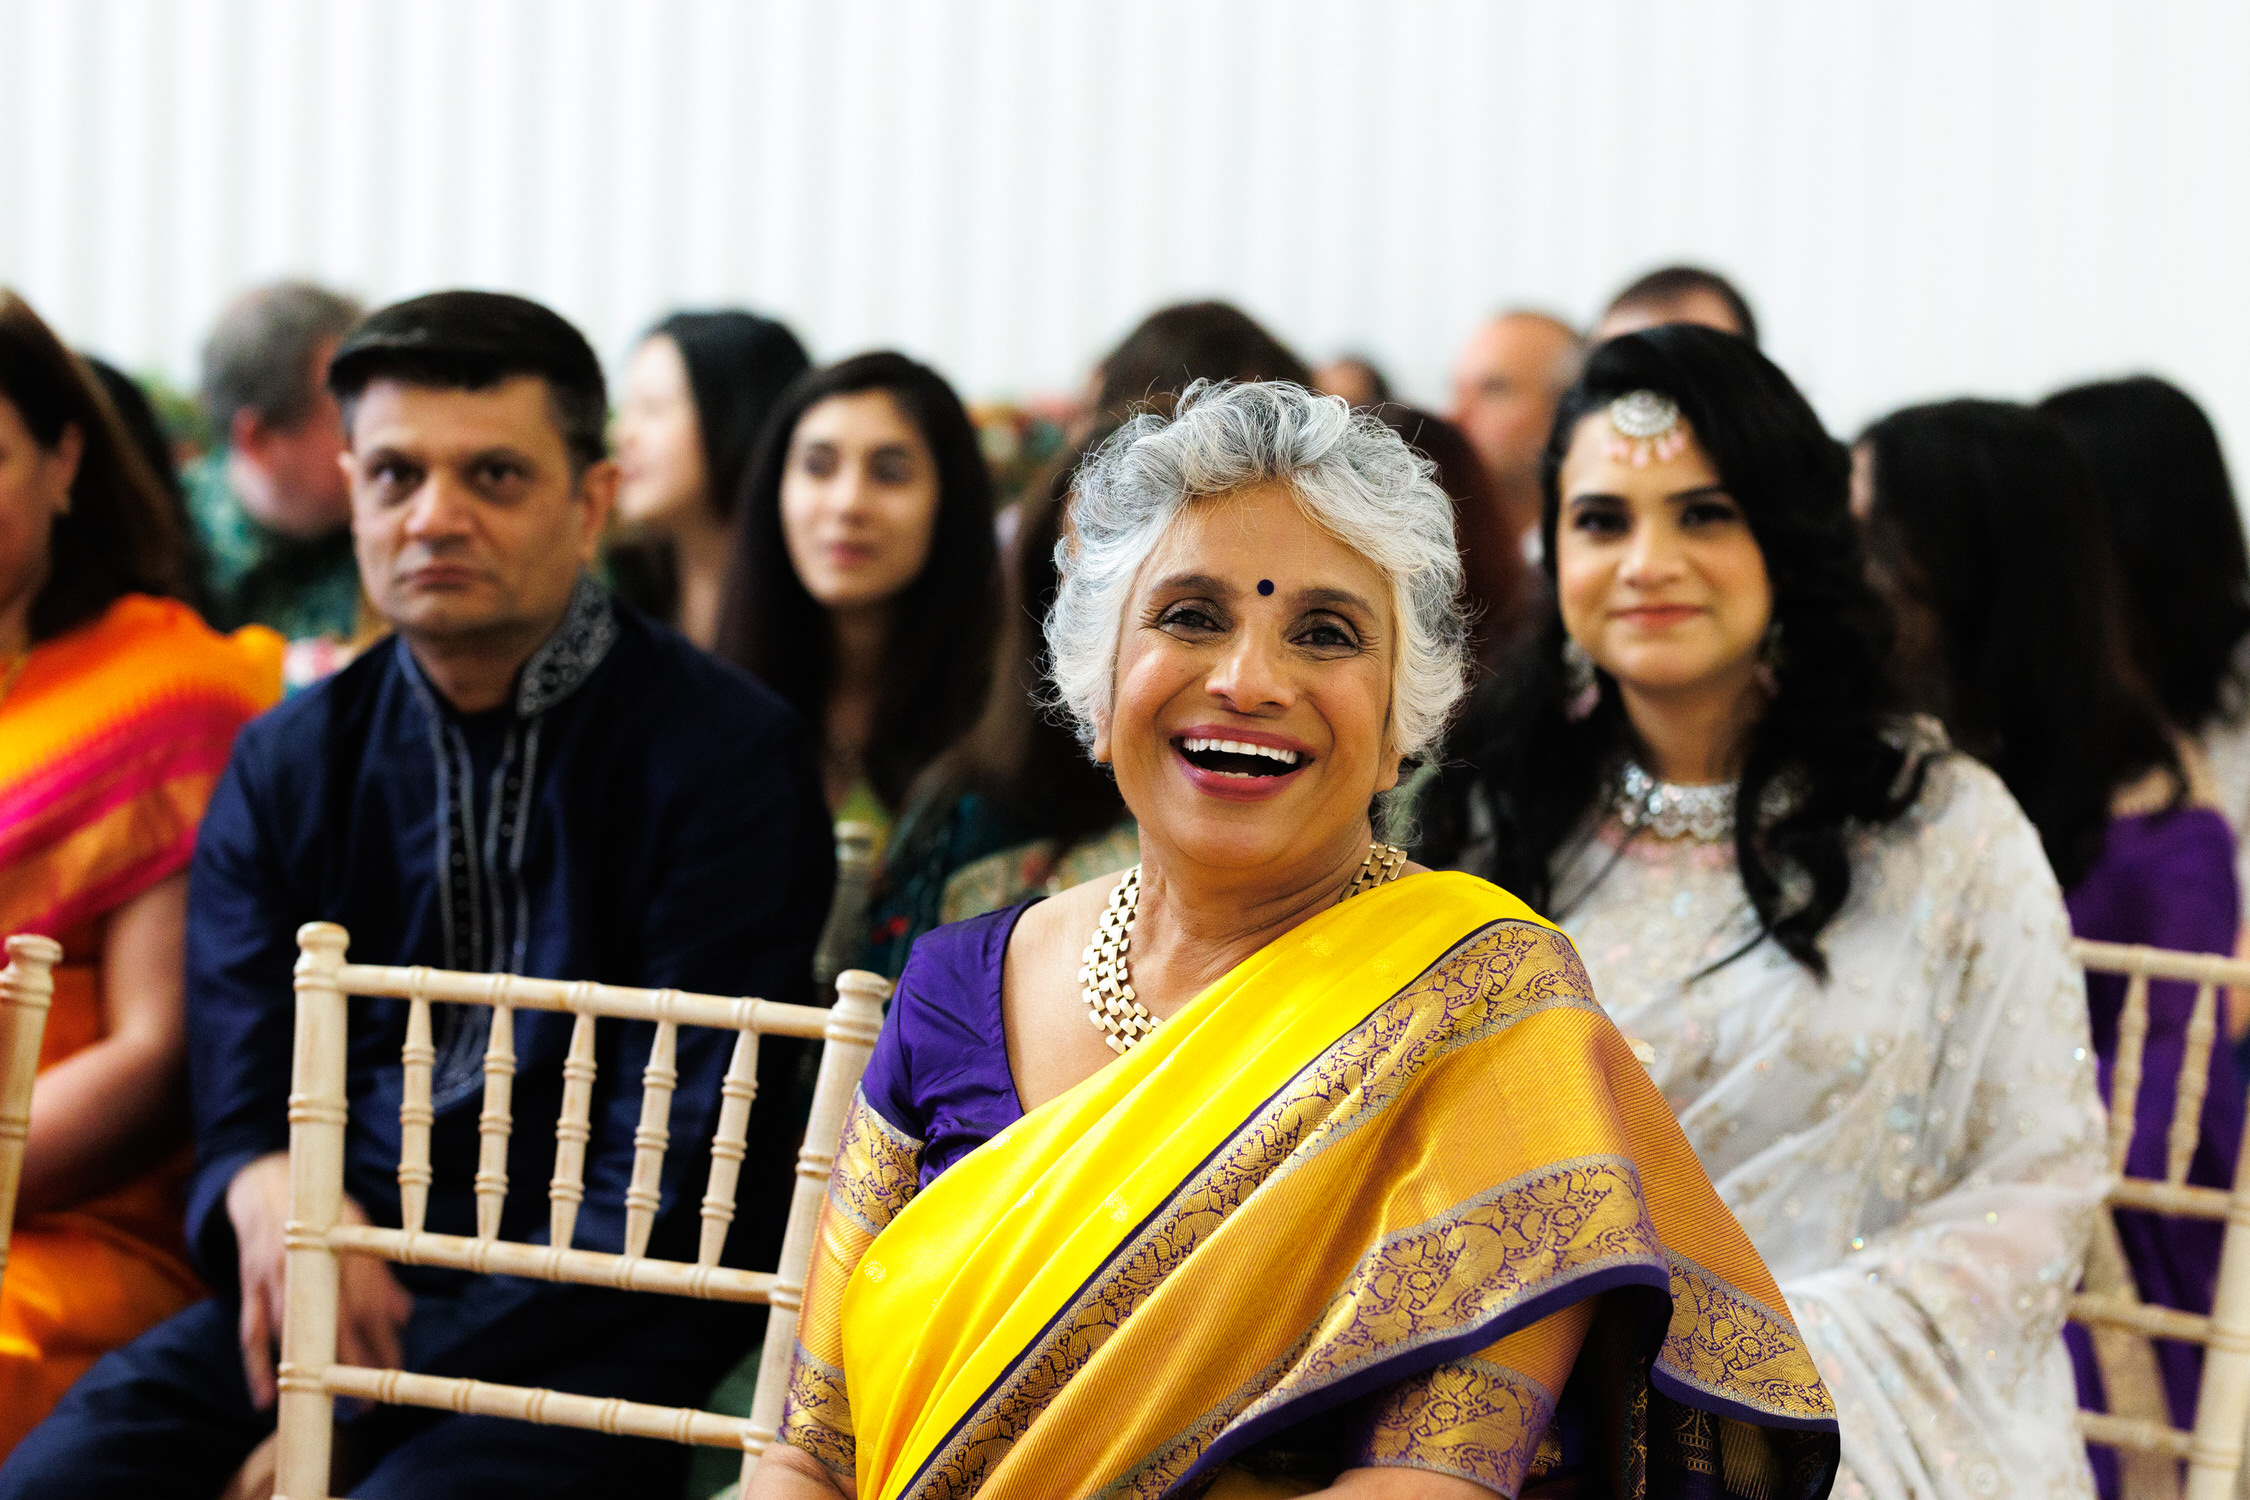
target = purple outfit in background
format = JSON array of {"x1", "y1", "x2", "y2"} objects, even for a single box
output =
[{"x1": 2064, "y1": 806, "x2": 2242, "y2": 1496}]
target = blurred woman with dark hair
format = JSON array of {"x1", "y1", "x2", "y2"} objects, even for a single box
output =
[
  {"x1": 0, "y1": 290, "x2": 282, "y2": 1449},
  {"x1": 868, "y1": 425, "x2": 1137, "y2": 976},
  {"x1": 2041, "y1": 377, "x2": 2250, "y2": 943},
  {"x1": 1372, "y1": 404, "x2": 1526, "y2": 668},
  {"x1": 714, "y1": 351, "x2": 1000, "y2": 847},
  {"x1": 611, "y1": 310, "x2": 809, "y2": 648},
  {"x1": 1422, "y1": 328, "x2": 2106, "y2": 1499},
  {"x1": 1861, "y1": 399, "x2": 2239, "y2": 1495},
  {"x1": 1086, "y1": 300, "x2": 1312, "y2": 423}
]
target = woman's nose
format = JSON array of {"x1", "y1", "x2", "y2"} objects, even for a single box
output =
[
  {"x1": 1619, "y1": 518, "x2": 1684, "y2": 583},
  {"x1": 1205, "y1": 631, "x2": 1293, "y2": 713}
]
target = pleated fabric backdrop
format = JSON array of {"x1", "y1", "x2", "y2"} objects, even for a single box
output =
[{"x1": 1, "y1": 0, "x2": 2245, "y2": 460}]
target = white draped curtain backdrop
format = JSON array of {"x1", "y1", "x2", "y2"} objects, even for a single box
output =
[{"x1": 1, "y1": 0, "x2": 2245, "y2": 463}]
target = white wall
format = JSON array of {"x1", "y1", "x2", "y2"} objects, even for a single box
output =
[{"x1": 3, "y1": 0, "x2": 2247, "y2": 462}]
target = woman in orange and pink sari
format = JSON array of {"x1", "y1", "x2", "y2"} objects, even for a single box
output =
[
  {"x1": 0, "y1": 290, "x2": 282, "y2": 1451},
  {"x1": 751, "y1": 382, "x2": 1840, "y2": 1499}
]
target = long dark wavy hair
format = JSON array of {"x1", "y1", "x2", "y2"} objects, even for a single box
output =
[
  {"x1": 1418, "y1": 326, "x2": 1919, "y2": 978},
  {"x1": 2041, "y1": 376, "x2": 2250, "y2": 735},
  {"x1": 1861, "y1": 399, "x2": 2177, "y2": 889},
  {"x1": 0, "y1": 290, "x2": 190, "y2": 642},
  {"x1": 712, "y1": 351, "x2": 1000, "y2": 813}
]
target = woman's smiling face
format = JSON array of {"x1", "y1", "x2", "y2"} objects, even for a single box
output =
[{"x1": 1098, "y1": 481, "x2": 1400, "y2": 874}]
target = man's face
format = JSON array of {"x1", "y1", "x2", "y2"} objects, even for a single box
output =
[
  {"x1": 343, "y1": 376, "x2": 614, "y2": 647},
  {"x1": 1448, "y1": 316, "x2": 1577, "y2": 494}
]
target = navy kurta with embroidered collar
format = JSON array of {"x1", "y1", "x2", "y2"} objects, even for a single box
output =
[{"x1": 182, "y1": 578, "x2": 834, "y2": 1365}]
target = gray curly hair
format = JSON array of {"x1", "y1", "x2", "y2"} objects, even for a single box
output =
[{"x1": 1046, "y1": 380, "x2": 1470, "y2": 760}]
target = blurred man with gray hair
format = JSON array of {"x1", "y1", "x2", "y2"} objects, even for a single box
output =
[
  {"x1": 183, "y1": 281, "x2": 365, "y2": 645},
  {"x1": 1447, "y1": 309, "x2": 1584, "y2": 563}
]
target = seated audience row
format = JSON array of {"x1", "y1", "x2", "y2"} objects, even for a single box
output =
[
  {"x1": 5, "y1": 264, "x2": 2248, "y2": 1499},
  {"x1": 0, "y1": 289, "x2": 834, "y2": 1499}
]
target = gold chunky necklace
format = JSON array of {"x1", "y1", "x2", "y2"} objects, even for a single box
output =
[{"x1": 1080, "y1": 842, "x2": 1408, "y2": 1055}]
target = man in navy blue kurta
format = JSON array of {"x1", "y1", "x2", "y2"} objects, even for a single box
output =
[{"x1": 0, "y1": 293, "x2": 833, "y2": 1499}]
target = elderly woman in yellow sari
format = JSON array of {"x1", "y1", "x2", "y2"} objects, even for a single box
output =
[
  {"x1": 752, "y1": 382, "x2": 1840, "y2": 1499},
  {"x1": 0, "y1": 290, "x2": 282, "y2": 1451}
]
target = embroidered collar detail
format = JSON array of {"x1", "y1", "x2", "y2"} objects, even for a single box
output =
[{"x1": 515, "y1": 574, "x2": 619, "y2": 719}]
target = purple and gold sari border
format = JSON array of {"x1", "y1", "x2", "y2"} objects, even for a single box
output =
[{"x1": 1172, "y1": 1261, "x2": 1671, "y2": 1497}]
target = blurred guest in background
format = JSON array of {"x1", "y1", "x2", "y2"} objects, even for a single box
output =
[
  {"x1": 715, "y1": 352, "x2": 1000, "y2": 849},
  {"x1": 83, "y1": 356, "x2": 205, "y2": 619},
  {"x1": 1421, "y1": 328, "x2": 2106, "y2": 1499},
  {"x1": 1372, "y1": 403, "x2": 1524, "y2": 668},
  {"x1": 1594, "y1": 264, "x2": 1759, "y2": 344},
  {"x1": 1086, "y1": 300, "x2": 1312, "y2": 424},
  {"x1": 1861, "y1": 398, "x2": 2236, "y2": 1493},
  {"x1": 0, "y1": 290, "x2": 833, "y2": 1500},
  {"x1": 1311, "y1": 351, "x2": 1391, "y2": 407},
  {"x1": 1447, "y1": 309, "x2": 1582, "y2": 565},
  {"x1": 2042, "y1": 377, "x2": 2250, "y2": 947},
  {"x1": 0, "y1": 290, "x2": 282, "y2": 1454},
  {"x1": 183, "y1": 282, "x2": 365, "y2": 654},
  {"x1": 609, "y1": 310, "x2": 809, "y2": 648},
  {"x1": 867, "y1": 422, "x2": 1136, "y2": 977}
]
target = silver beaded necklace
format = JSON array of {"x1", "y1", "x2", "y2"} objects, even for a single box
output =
[
  {"x1": 1613, "y1": 760, "x2": 1737, "y2": 843},
  {"x1": 1080, "y1": 843, "x2": 1408, "y2": 1055}
]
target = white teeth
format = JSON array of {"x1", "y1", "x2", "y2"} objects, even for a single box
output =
[{"x1": 1181, "y1": 736, "x2": 1300, "y2": 766}]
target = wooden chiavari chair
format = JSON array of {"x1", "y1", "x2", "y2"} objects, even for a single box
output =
[
  {"x1": 0, "y1": 935, "x2": 59, "y2": 1284},
  {"x1": 2070, "y1": 939, "x2": 2250, "y2": 1500},
  {"x1": 271, "y1": 922, "x2": 889, "y2": 1499}
]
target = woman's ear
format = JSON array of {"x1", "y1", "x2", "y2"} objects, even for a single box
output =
[
  {"x1": 1090, "y1": 706, "x2": 1113, "y2": 765},
  {"x1": 1375, "y1": 749, "x2": 1404, "y2": 796},
  {"x1": 44, "y1": 423, "x2": 83, "y2": 515}
]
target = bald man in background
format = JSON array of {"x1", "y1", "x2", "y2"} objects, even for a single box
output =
[{"x1": 1448, "y1": 310, "x2": 1584, "y2": 563}]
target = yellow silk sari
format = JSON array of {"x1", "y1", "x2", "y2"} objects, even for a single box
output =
[{"x1": 782, "y1": 872, "x2": 1838, "y2": 1498}]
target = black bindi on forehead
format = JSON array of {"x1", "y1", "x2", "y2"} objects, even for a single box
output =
[{"x1": 1257, "y1": 579, "x2": 1275, "y2": 596}]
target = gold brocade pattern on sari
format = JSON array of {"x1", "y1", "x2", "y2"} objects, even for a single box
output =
[
  {"x1": 1353, "y1": 1356, "x2": 1554, "y2": 1492},
  {"x1": 828, "y1": 1087, "x2": 924, "y2": 1238},
  {"x1": 1662, "y1": 1251, "x2": 1837, "y2": 1423},
  {"x1": 915, "y1": 920, "x2": 1602, "y2": 1498},
  {"x1": 779, "y1": 1087, "x2": 925, "y2": 1479}
]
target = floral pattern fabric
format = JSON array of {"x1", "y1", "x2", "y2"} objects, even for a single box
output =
[{"x1": 1552, "y1": 750, "x2": 2108, "y2": 1500}]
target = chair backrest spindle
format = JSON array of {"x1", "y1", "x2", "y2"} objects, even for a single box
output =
[
  {"x1": 2110, "y1": 969, "x2": 2153, "y2": 1173},
  {"x1": 2168, "y1": 981, "x2": 2221, "y2": 1186},
  {"x1": 0, "y1": 935, "x2": 60, "y2": 1279},
  {"x1": 697, "y1": 1026, "x2": 761, "y2": 1267},
  {"x1": 549, "y1": 1004, "x2": 599, "y2": 1250},
  {"x1": 397, "y1": 986, "x2": 435, "y2": 1234},
  {"x1": 475, "y1": 996, "x2": 516, "y2": 1241},
  {"x1": 622, "y1": 1016, "x2": 680, "y2": 1259}
]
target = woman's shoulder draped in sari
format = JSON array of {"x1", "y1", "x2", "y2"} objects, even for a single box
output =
[
  {"x1": 780, "y1": 871, "x2": 1839, "y2": 1499},
  {"x1": 0, "y1": 593, "x2": 280, "y2": 1452},
  {"x1": 0, "y1": 594, "x2": 283, "y2": 940}
]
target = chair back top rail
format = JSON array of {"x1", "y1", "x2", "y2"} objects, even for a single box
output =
[
  {"x1": 2073, "y1": 939, "x2": 2250, "y2": 989},
  {"x1": 327, "y1": 961, "x2": 836, "y2": 1039}
]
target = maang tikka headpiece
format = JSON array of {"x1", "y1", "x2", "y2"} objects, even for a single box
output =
[{"x1": 1603, "y1": 390, "x2": 1689, "y2": 468}]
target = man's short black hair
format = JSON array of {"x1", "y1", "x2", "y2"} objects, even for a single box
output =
[
  {"x1": 1604, "y1": 265, "x2": 1759, "y2": 346},
  {"x1": 328, "y1": 290, "x2": 609, "y2": 473}
]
